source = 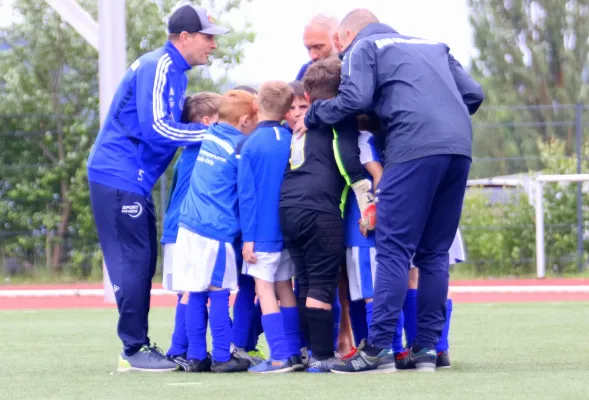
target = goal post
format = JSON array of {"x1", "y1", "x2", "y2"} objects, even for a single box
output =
[{"x1": 535, "y1": 174, "x2": 589, "y2": 278}]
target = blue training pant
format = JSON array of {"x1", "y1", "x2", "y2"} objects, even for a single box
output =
[
  {"x1": 368, "y1": 155, "x2": 470, "y2": 350},
  {"x1": 89, "y1": 181, "x2": 157, "y2": 355}
]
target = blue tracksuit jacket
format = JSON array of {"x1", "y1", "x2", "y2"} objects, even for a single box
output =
[
  {"x1": 304, "y1": 23, "x2": 485, "y2": 168},
  {"x1": 87, "y1": 41, "x2": 206, "y2": 196}
]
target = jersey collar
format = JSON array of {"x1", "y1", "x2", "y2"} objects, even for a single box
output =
[
  {"x1": 164, "y1": 41, "x2": 192, "y2": 72},
  {"x1": 256, "y1": 120, "x2": 282, "y2": 129}
]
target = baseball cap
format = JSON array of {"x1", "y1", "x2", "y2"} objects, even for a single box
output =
[{"x1": 168, "y1": 5, "x2": 230, "y2": 35}]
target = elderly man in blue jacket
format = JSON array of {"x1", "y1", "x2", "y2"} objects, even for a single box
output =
[
  {"x1": 295, "y1": 8, "x2": 484, "y2": 373},
  {"x1": 86, "y1": 5, "x2": 229, "y2": 372}
]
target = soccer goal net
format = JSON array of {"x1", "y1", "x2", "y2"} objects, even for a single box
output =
[{"x1": 535, "y1": 174, "x2": 589, "y2": 278}]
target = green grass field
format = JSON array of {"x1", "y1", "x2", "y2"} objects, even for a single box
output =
[{"x1": 2, "y1": 303, "x2": 589, "y2": 400}]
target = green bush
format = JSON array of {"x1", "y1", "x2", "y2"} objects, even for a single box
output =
[{"x1": 460, "y1": 139, "x2": 589, "y2": 276}]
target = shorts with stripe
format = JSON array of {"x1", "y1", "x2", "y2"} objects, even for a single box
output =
[
  {"x1": 346, "y1": 246, "x2": 377, "y2": 301},
  {"x1": 171, "y1": 227, "x2": 237, "y2": 292},
  {"x1": 162, "y1": 243, "x2": 177, "y2": 292}
]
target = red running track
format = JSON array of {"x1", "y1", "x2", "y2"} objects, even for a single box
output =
[{"x1": 1, "y1": 279, "x2": 589, "y2": 310}]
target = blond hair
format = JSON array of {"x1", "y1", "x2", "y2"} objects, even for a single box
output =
[
  {"x1": 257, "y1": 81, "x2": 295, "y2": 120},
  {"x1": 303, "y1": 57, "x2": 342, "y2": 103},
  {"x1": 181, "y1": 92, "x2": 222, "y2": 123},
  {"x1": 217, "y1": 90, "x2": 256, "y2": 125}
]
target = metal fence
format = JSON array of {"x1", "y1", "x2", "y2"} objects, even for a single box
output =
[{"x1": 1, "y1": 104, "x2": 588, "y2": 279}]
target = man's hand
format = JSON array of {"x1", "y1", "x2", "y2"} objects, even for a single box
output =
[
  {"x1": 293, "y1": 114, "x2": 308, "y2": 139},
  {"x1": 351, "y1": 179, "x2": 377, "y2": 231},
  {"x1": 242, "y1": 242, "x2": 257, "y2": 264}
]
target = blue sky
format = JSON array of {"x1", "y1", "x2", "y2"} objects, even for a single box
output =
[{"x1": 0, "y1": 0, "x2": 475, "y2": 84}]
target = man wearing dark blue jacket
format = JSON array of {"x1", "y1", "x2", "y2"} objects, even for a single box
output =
[
  {"x1": 294, "y1": 9, "x2": 485, "y2": 373},
  {"x1": 86, "y1": 4, "x2": 229, "y2": 372}
]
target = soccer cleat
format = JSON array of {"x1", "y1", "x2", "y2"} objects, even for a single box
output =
[
  {"x1": 436, "y1": 350, "x2": 451, "y2": 369},
  {"x1": 289, "y1": 354, "x2": 305, "y2": 371},
  {"x1": 230, "y1": 344, "x2": 266, "y2": 366},
  {"x1": 248, "y1": 358, "x2": 296, "y2": 374},
  {"x1": 300, "y1": 347, "x2": 310, "y2": 368},
  {"x1": 211, "y1": 352, "x2": 251, "y2": 373},
  {"x1": 306, "y1": 356, "x2": 338, "y2": 373},
  {"x1": 185, "y1": 355, "x2": 212, "y2": 373},
  {"x1": 395, "y1": 347, "x2": 437, "y2": 372},
  {"x1": 117, "y1": 344, "x2": 179, "y2": 372},
  {"x1": 247, "y1": 349, "x2": 267, "y2": 366},
  {"x1": 329, "y1": 340, "x2": 396, "y2": 374}
]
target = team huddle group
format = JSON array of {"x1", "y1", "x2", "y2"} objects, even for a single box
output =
[
  {"x1": 158, "y1": 72, "x2": 465, "y2": 374},
  {"x1": 87, "y1": 4, "x2": 484, "y2": 376}
]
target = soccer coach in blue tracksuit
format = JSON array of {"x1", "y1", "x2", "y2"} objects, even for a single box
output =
[
  {"x1": 294, "y1": 9, "x2": 485, "y2": 373},
  {"x1": 86, "y1": 5, "x2": 229, "y2": 372}
]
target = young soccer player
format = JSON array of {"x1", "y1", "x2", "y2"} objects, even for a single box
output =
[
  {"x1": 285, "y1": 80, "x2": 356, "y2": 359},
  {"x1": 227, "y1": 85, "x2": 268, "y2": 366},
  {"x1": 280, "y1": 57, "x2": 375, "y2": 373},
  {"x1": 284, "y1": 81, "x2": 309, "y2": 132},
  {"x1": 171, "y1": 89, "x2": 257, "y2": 373},
  {"x1": 160, "y1": 92, "x2": 222, "y2": 370},
  {"x1": 237, "y1": 80, "x2": 304, "y2": 373}
]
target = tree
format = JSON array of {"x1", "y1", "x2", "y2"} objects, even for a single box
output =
[
  {"x1": 0, "y1": 0, "x2": 254, "y2": 276},
  {"x1": 467, "y1": 0, "x2": 589, "y2": 178}
]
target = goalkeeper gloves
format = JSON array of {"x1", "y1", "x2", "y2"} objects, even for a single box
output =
[{"x1": 351, "y1": 179, "x2": 376, "y2": 230}]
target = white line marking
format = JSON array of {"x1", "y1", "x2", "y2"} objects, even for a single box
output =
[
  {"x1": 166, "y1": 382, "x2": 202, "y2": 386},
  {"x1": 1, "y1": 286, "x2": 589, "y2": 298}
]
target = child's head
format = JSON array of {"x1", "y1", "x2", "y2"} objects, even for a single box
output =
[
  {"x1": 285, "y1": 80, "x2": 310, "y2": 130},
  {"x1": 181, "y1": 92, "x2": 222, "y2": 125},
  {"x1": 217, "y1": 89, "x2": 257, "y2": 134},
  {"x1": 357, "y1": 113, "x2": 380, "y2": 134},
  {"x1": 232, "y1": 85, "x2": 258, "y2": 96},
  {"x1": 303, "y1": 57, "x2": 341, "y2": 103},
  {"x1": 254, "y1": 80, "x2": 294, "y2": 121}
]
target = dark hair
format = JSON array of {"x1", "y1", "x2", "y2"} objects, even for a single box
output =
[
  {"x1": 303, "y1": 57, "x2": 341, "y2": 103},
  {"x1": 180, "y1": 92, "x2": 222, "y2": 123},
  {"x1": 288, "y1": 80, "x2": 305, "y2": 98},
  {"x1": 232, "y1": 85, "x2": 258, "y2": 95}
]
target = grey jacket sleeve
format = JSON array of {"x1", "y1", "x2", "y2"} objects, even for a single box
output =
[
  {"x1": 448, "y1": 53, "x2": 485, "y2": 115},
  {"x1": 305, "y1": 40, "x2": 376, "y2": 128}
]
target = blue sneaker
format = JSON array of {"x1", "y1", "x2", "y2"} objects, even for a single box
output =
[
  {"x1": 306, "y1": 356, "x2": 338, "y2": 373},
  {"x1": 118, "y1": 344, "x2": 178, "y2": 372},
  {"x1": 329, "y1": 339, "x2": 397, "y2": 374},
  {"x1": 248, "y1": 359, "x2": 295, "y2": 374}
]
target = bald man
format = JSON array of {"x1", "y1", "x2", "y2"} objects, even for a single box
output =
[
  {"x1": 296, "y1": 9, "x2": 484, "y2": 373},
  {"x1": 295, "y1": 14, "x2": 340, "y2": 80}
]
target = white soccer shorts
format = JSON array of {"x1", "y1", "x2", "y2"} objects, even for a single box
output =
[
  {"x1": 171, "y1": 227, "x2": 238, "y2": 292},
  {"x1": 346, "y1": 246, "x2": 377, "y2": 301},
  {"x1": 162, "y1": 243, "x2": 176, "y2": 292},
  {"x1": 242, "y1": 250, "x2": 295, "y2": 283},
  {"x1": 410, "y1": 228, "x2": 466, "y2": 268}
]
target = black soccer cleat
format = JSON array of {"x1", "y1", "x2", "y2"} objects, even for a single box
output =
[
  {"x1": 436, "y1": 350, "x2": 451, "y2": 369},
  {"x1": 211, "y1": 352, "x2": 251, "y2": 373}
]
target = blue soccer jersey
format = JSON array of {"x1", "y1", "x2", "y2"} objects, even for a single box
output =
[{"x1": 344, "y1": 131, "x2": 382, "y2": 248}]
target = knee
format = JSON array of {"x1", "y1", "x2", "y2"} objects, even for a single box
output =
[{"x1": 307, "y1": 284, "x2": 337, "y2": 305}]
